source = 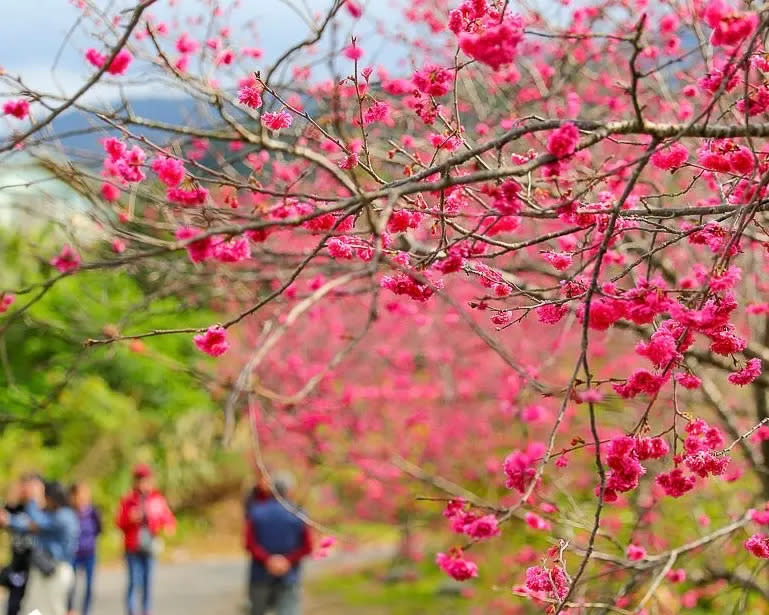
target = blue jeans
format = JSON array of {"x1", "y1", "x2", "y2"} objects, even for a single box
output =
[
  {"x1": 68, "y1": 553, "x2": 96, "y2": 615},
  {"x1": 124, "y1": 552, "x2": 153, "y2": 615}
]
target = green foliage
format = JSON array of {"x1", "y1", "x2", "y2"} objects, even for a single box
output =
[
  {"x1": 0, "y1": 227, "x2": 239, "y2": 519},
  {"x1": 308, "y1": 557, "x2": 495, "y2": 615}
]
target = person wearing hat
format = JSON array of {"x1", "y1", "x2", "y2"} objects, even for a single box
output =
[
  {"x1": 115, "y1": 464, "x2": 176, "y2": 615},
  {"x1": 0, "y1": 480, "x2": 79, "y2": 615}
]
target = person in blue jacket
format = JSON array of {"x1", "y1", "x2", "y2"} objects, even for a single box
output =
[{"x1": 246, "y1": 473, "x2": 312, "y2": 615}]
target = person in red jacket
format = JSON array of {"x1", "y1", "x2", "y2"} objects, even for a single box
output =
[{"x1": 115, "y1": 464, "x2": 175, "y2": 615}]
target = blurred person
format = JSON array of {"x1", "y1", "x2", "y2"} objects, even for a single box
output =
[
  {"x1": 247, "y1": 472, "x2": 312, "y2": 615},
  {"x1": 0, "y1": 480, "x2": 79, "y2": 615},
  {"x1": 0, "y1": 473, "x2": 43, "y2": 615},
  {"x1": 242, "y1": 471, "x2": 271, "y2": 613},
  {"x1": 67, "y1": 483, "x2": 101, "y2": 615},
  {"x1": 115, "y1": 464, "x2": 175, "y2": 615},
  {"x1": 244, "y1": 471, "x2": 271, "y2": 553}
]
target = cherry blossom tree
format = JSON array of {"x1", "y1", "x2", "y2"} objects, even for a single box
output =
[{"x1": 6, "y1": 0, "x2": 769, "y2": 611}]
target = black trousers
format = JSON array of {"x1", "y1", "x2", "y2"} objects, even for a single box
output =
[{"x1": 6, "y1": 582, "x2": 26, "y2": 615}]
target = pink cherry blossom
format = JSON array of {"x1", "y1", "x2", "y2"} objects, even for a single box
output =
[
  {"x1": 436, "y1": 549, "x2": 478, "y2": 581},
  {"x1": 50, "y1": 245, "x2": 81, "y2": 274},
  {"x1": 151, "y1": 156, "x2": 186, "y2": 188},
  {"x1": 728, "y1": 358, "x2": 762, "y2": 386},
  {"x1": 238, "y1": 85, "x2": 263, "y2": 109},
  {"x1": 261, "y1": 110, "x2": 293, "y2": 131},
  {"x1": 193, "y1": 325, "x2": 230, "y2": 357},
  {"x1": 546, "y1": 123, "x2": 580, "y2": 158},
  {"x1": 0, "y1": 293, "x2": 16, "y2": 313},
  {"x1": 2, "y1": 100, "x2": 29, "y2": 119}
]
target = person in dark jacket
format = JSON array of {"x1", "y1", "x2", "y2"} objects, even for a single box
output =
[
  {"x1": 1, "y1": 480, "x2": 80, "y2": 615},
  {"x1": 0, "y1": 473, "x2": 43, "y2": 615},
  {"x1": 247, "y1": 472, "x2": 312, "y2": 615},
  {"x1": 67, "y1": 483, "x2": 102, "y2": 615}
]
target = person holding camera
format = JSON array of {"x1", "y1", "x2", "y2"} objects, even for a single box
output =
[{"x1": 0, "y1": 480, "x2": 80, "y2": 615}]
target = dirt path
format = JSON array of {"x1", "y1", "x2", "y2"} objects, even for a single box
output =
[{"x1": 87, "y1": 545, "x2": 395, "y2": 615}]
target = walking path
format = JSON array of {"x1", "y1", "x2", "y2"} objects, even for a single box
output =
[{"x1": 88, "y1": 545, "x2": 395, "y2": 615}]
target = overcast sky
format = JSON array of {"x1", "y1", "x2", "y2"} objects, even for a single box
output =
[{"x1": 1, "y1": 0, "x2": 402, "y2": 102}]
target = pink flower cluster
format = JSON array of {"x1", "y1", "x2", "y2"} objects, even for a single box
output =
[
  {"x1": 655, "y1": 468, "x2": 696, "y2": 498},
  {"x1": 262, "y1": 110, "x2": 293, "y2": 131},
  {"x1": 450, "y1": 1, "x2": 523, "y2": 71},
  {"x1": 687, "y1": 222, "x2": 740, "y2": 255},
  {"x1": 380, "y1": 271, "x2": 440, "y2": 302},
  {"x1": 338, "y1": 152, "x2": 359, "y2": 170},
  {"x1": 313, "y1": 536, "x2": 337, "y2": 559},
  {"x1": 175, "y1": 227, "x2": 253, "y2": 264},
  {"x1": 655, "y1": 419, "x2": 728, "y2": 497},
  {"x1": 487, "y1": 179, "x2": 522, "y2": 215},
  {"x1": 612, "y1": 368, "x2": 665, "y2": 399},
  {"x1": 697, "y1": 140, "x2": 754, "y2": 175},
  {"x1": 703, "y1": 0, "x2": 757, "y2": 47},
  {"x1": 387, "y1": 209, "x2": 423, "y2": 233},
  {"x1": 626, "y1": 544, "x2": 647, "y2": 561},
  {"x1": 212, "y1": 237, "x2": 251, "y2": 263},
  {"x1": 667, "y1": 569, "x2": 687, "y2": 583},
  {"x1": 193, "y1": 325, "x2": 229, "y2": 357},
  {"x1": 50, "y1": 245, "x2": 81, "y2": 274},
  {"x1": 0, "y1": 293, "x2": 16, "y2": 313},
  {"x1": 443, "y1": 499, "x2": 500, "y2": 540},
  {"x1": 750, "y1": 502, "x2": 769, "y2": 525},
  {"x1": 176, "y1": 227, "x2": 214, "y2": 263},
  {"x1": 238, "y1": 84, "x2": 263, "y2": 109},
  {"x1": 151, "y1": 156, "x2": 186, "y2": 188},
  {"x1": 650, "y1": 142, "x2": 688, "y2": 170},
  {"x1": 461, "y1": 21, "x2": 523, "y2": 71},
  {"x1": 698, "y1": 64, "x2": 739, "y2": 95},
  {"x1": 546, "y1": 123, "x2": 580, "y2": 159},
  {"x1": 736, "y1": 86, "x2": 769, "y2": 116},
  {"x1": 168, "y1": 186, "x2": 209, "y2": 206},
  {"x1": 362, "y1": 101, "x2": 391, "y2": 125},
  {"x1": 745, "y1": 533, "x2": 769, "y2": 559},
  {"x1": 728, "y1": 358, "x2": 762, "y2": 385},
  {"x1": 85, "y1": 48, "x2": 133, "y2": 75},
  {"x1": 503, "y1": 442, "x2": 544, "y2": 494},
  {"x1": 602, "y1": 436, "x2": 669, "y2": 502},
  {"x1": 683, "y1": 451, "x2": 729, "y2": 478},
  {"x1": 524, "y1": 512, "x2": 551, "y2": 531},
  {"x1": 435, "y1": 548, "x2": 478, "y2": 581},
  {"x1": 524, "y1": 565, "x2": 569, "y2": 600},
  {"x1": 176, "y1": 33, "x2": 199, "y2": 54},
  {"x1": 327, "y1": 235, "x2": 377, "y2": 261},
  {"x1": 411, "y1": 64, "x2": 453, "y2": 97},
  {"x1": 102, "y1": 138, "x2": 146, "y2": 184},
  {"x1": 537, "y1": 303, "x2": 568, "y2": 324},
  {"x1": 3, "y1": 99, "x2": 29, "y2": 120},
  {"x1": 470, "y1": 263, "x2": 513, "y2": 297},
  {"x1": 635, "y1": 320, "x2": 684, "y2": 368},
  {"x1": 542, "y1": 251, "x2": 573, "y2": 271},
  {"x1": 684, "y1": 418, "x2": 724, "y2": 454}
]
